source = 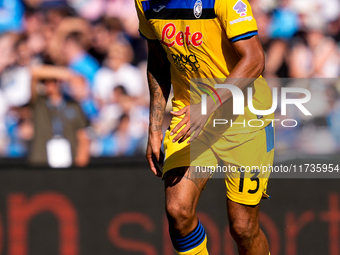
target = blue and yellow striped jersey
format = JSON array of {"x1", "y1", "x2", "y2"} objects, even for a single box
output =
[{"x1": 136, "y1": 0, "x2": 274, "y2": 134}]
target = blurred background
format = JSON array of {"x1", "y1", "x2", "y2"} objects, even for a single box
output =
[
  {"x1": 0, "y1": 1, "x2": 339, "y2": 255},
  {"x1": 0, "y1": 0, "x2": 339, "y2": 166}
]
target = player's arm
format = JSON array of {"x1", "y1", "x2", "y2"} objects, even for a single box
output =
[
  {"x1": 171, "y1": 35, "x2": 265, "y2": 143},
  {"x1": 228, "y1": 35, "x2": 265, "y2": 79},
  {"x1": 208, "y1": 35, "x2": 265, "y2": 111},
  {"x1": 146, "y1": 39, "x2": 171, "y2": 177}
]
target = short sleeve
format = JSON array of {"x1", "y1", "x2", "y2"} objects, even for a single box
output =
[
  {"x1": 215, "y1": 0, "x2": 258, "y2": 43},
  {"x1": 135, "y1": 0, "x2": 158, "y2": 40}
]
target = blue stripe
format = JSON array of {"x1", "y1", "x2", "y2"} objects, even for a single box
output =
[
  {"x1": 265, "y1": 124, "x2": 274, "y2": 152},
  {"x1": 141, "y1": 1, "x2": 150, "y2": 11},
  {"x1": 178, "y1": 232, "x2": 205, "y2": 251},
  {"x1": 174, "y1": 221, "x2": 202, "y2": 243},
  {"x1": 171, "y1": 221, "x2": 206, "y2": 252},
  {"x1": 230, "y1": 31, "x2": 258, "y2": 43},
  {"x1": 142, "y1": 0, "x2": 215, "y2": 11},
  {"x1": 176, "y1": 225, "x2": 203, "y2": 245}
]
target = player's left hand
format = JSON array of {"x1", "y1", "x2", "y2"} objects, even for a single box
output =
[{"x1": 170, "y1": 104, "x2": 210, "y2": 144}]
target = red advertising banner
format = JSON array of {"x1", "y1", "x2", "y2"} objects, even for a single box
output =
[{"x1": 0, "y1": 160, "x2": 338, "y2": 255}]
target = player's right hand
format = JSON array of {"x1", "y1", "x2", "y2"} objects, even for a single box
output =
[{"x1": 146, "y1": 131, "x2": 164, "y2": 178}]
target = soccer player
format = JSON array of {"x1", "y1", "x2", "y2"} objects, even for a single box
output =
[{"x1": 135, "y1": 0, "x2": 274, "y2": 254}]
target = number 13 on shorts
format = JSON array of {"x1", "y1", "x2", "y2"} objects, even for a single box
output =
[{"x1": 225, "y1": 167, "x2": 270, "y2": 205}]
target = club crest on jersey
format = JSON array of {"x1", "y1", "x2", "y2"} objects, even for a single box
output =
[
  {"x1": 194, "y1": 0, "x2": 203, "y2": 18},
  {"x1": 233, "y1": 0, "x2": 247, "y2": 17}
]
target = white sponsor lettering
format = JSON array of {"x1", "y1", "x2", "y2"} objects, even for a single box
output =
[{"x1": 229, "y1": 16, "x2": 253, "y2": 25}]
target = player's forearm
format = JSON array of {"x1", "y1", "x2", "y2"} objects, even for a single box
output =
[
  {"x1": 147, "y1": 71, "x2": 168, "y2": 132},
  {"x1": 208, "y1": 38, "x2": 265, "y2": 111},
  {"x1": 206, "y1": 59, "x2": 263, "y2": 112},
  {"x1": 147, "y1": 40, "x2": 172, "y2": 133},
  {"x1": 228, "y1": 53, "x2": 265, "y2": 80}
]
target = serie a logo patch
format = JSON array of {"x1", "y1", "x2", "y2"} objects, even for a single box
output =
[{"x1": 233, "y1": 0, "x2": 247, "y2": 17}]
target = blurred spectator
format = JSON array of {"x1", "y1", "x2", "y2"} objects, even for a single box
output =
[
  {"x1": 293, "y1": 0, "x2": 340, "y2": 29},
  {"x1": 91, "y1": 85, "x2": 148, "y2": 157},
  {"x1": 0, "y1": 91, "x2": 8, "y2": 156},
  {"x1": 93, "y1": 86, "x2": 125, "y2": 138},
  {"x1": 0, "y1": 0, "x2": 25, "y2": 33},
  {"x1": 5, "y1": 105, "x2": 34, "y2": 157},
  {"x1": 326, "y1": 85, "x2": 340, "y2": 148},
  {"x1": 0, "y1": 38, "x2": 32, "y2": 107},
  {"x1": 89, "y1": 17, "x2": 124, "y2": 65},
  {"x1": 44, "y1": 5, "x2": 74, "y2": 30},
  {"x1": 66, "y1": 75, "x2": 99, "y2": 121},
  {"x1": 268, "y1": 0, "x2": 299, "y2": 39},
  {"x1": 288, "y1": 28, "x2": 339, "y2": 78},
  {"x1": 29, "y1": 66, "x2": 90, "y2": 167},
  {"x1": 23, "y1": 0, "x2": 44, "y2": 9},
  {"x1": 63, "y1": 31, "x2": 100, "y2": 87},
  {"x1": 0, "y1": 33, "x2": 17, "y2": 73},
  {"x1": 263, "y1": 39, "x2": 289, "y2": 78},
  {"x1": 47, "y1": 17, "x2": 91, "y2": 64},
  {"x1": 67, "y1": 0, "x2": 105, "y2": 21},
  {"x1": 98, "y1": 114, "x2": 140, "y2": 156},
  {"x1": 23, "y1": 10, "x2": 47, "y2": 64},
  {"x1": 94, "y1": 40, "x2": 143, "y2": 105},
  {"x1": 106, "y1": 0, "x2": 139, "y2": 37}
]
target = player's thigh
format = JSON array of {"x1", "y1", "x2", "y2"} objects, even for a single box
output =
[
  {"x1": 163, "y1": 128, "x2": 219, "y2": 175},
  {"x1": 164, "y1": 166, "x2": 211, "y2": 214}
]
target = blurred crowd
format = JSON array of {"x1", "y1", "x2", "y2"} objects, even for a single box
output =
[
  {"x1": 252, "y1": 0, "x2": 340, "y2": 156},
  {"x1": 0, "y1": 0, "x2": 149, "y2": 166},
  {"x1": 0, "y1": 0, "x2": 339, "y2": 166}
]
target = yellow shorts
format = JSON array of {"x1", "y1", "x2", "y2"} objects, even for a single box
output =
[{"x1": 163, "y1": 120, "x2": 274, "y2": 206}]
